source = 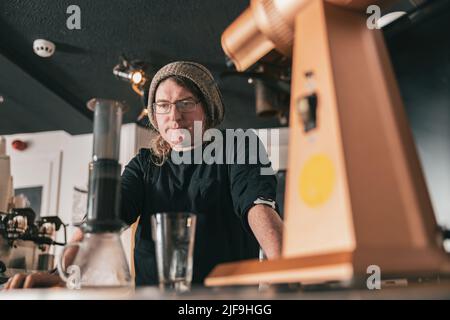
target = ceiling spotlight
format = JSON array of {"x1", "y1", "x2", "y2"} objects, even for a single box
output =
[
  {"x1": 113, "y1": 55, "x2": 150, "y2": 96},
  {"x1": 137, "y1": 108, "x2": 149, "y2": 121},
  {"x1": 131, "y1": 70, "x2": 144, "y2": 85},
  {"x1": 113, "y1": 55, "x2": 156, "y2": 128}
]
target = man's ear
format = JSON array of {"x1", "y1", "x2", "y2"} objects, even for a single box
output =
[{"x1": 148, "y1": 112, "x2": 159, "y2": 131}]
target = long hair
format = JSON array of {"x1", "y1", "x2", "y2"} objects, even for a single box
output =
[{"x1": 149, "y1": 76, "x2": 211, "y2": 165}]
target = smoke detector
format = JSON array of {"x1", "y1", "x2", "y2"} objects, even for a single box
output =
[{"x1": 33, "y1": 39, "x2": 55, "y2": 58}]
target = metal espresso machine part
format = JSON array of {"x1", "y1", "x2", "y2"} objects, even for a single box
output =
[
  {"x1": 206, "y1": 0, "x2": 450, "y2": 288},
  {"x1": 57, "y1": 99, "x2": 132, "y2": 289},
  {"x1": 0, "y1": 208, "x2": 68, "y2": 283}
]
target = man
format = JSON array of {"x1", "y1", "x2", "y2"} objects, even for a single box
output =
[{"x1": 4, "y1": 61, "x2": 283, "y2": 289}]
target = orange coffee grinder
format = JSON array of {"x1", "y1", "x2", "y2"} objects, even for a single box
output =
[{"x1": 205, "y1": 0, "x2": 450, "y2": 287}]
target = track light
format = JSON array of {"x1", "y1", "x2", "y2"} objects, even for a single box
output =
[
  {"x1": 131, "y1": 70, "x2": 144, "y2": 85},
  {"x1": 113, "y1": 55, "x2": 149, "y2": 96}
]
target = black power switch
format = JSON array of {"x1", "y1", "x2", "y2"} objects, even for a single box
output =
[{"x1": 297, "y1": 93, "x2": 318, "y2": 132}]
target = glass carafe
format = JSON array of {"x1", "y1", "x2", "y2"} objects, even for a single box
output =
[{"x1": 57, "y1": 232, "x2": 132, "y2": 289}]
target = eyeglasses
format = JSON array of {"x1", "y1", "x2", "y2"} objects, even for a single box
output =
[{"x1": 152, "y1": 99, "x2": 199, "y2": 114}]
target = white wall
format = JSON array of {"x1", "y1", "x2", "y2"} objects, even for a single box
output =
[
  {"x1": 5, "y1": 130, "x2": 69, "y2": 216},
  {"x1": 58, "y1": 133, "x2": 92, "y2": 237},
  {"x1": 414, "y1": 133, "x2": 450, "y2": 230}
]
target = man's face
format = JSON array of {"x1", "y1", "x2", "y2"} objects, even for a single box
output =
[{"x1": 154, "y1": 78, "x2": 205, "y2": 148}]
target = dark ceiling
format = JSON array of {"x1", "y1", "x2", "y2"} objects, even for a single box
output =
[
  {"x1": 0, "y1": 0, "x2": 449, "y2": 135},
  {"x1": 0, "y1": 0, "x2": 283, "y2": 135}
]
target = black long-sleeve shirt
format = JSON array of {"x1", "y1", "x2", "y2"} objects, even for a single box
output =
[{"x1": 120, "y1": 130, "x2": 278, "y2": 286}]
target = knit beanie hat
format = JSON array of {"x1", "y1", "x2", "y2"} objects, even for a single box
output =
[{"x1": 147, "y1": 61, "x2": 225, "y2": 130}]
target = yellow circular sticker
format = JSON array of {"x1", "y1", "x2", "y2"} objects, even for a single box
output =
[{"x1": 299, "y1": 154, "x2": 335, "y2": 207}]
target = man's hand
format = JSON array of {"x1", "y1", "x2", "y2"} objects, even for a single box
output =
[{"x1": 3, "y1": 272, "x2": 64, "y2": 290}]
